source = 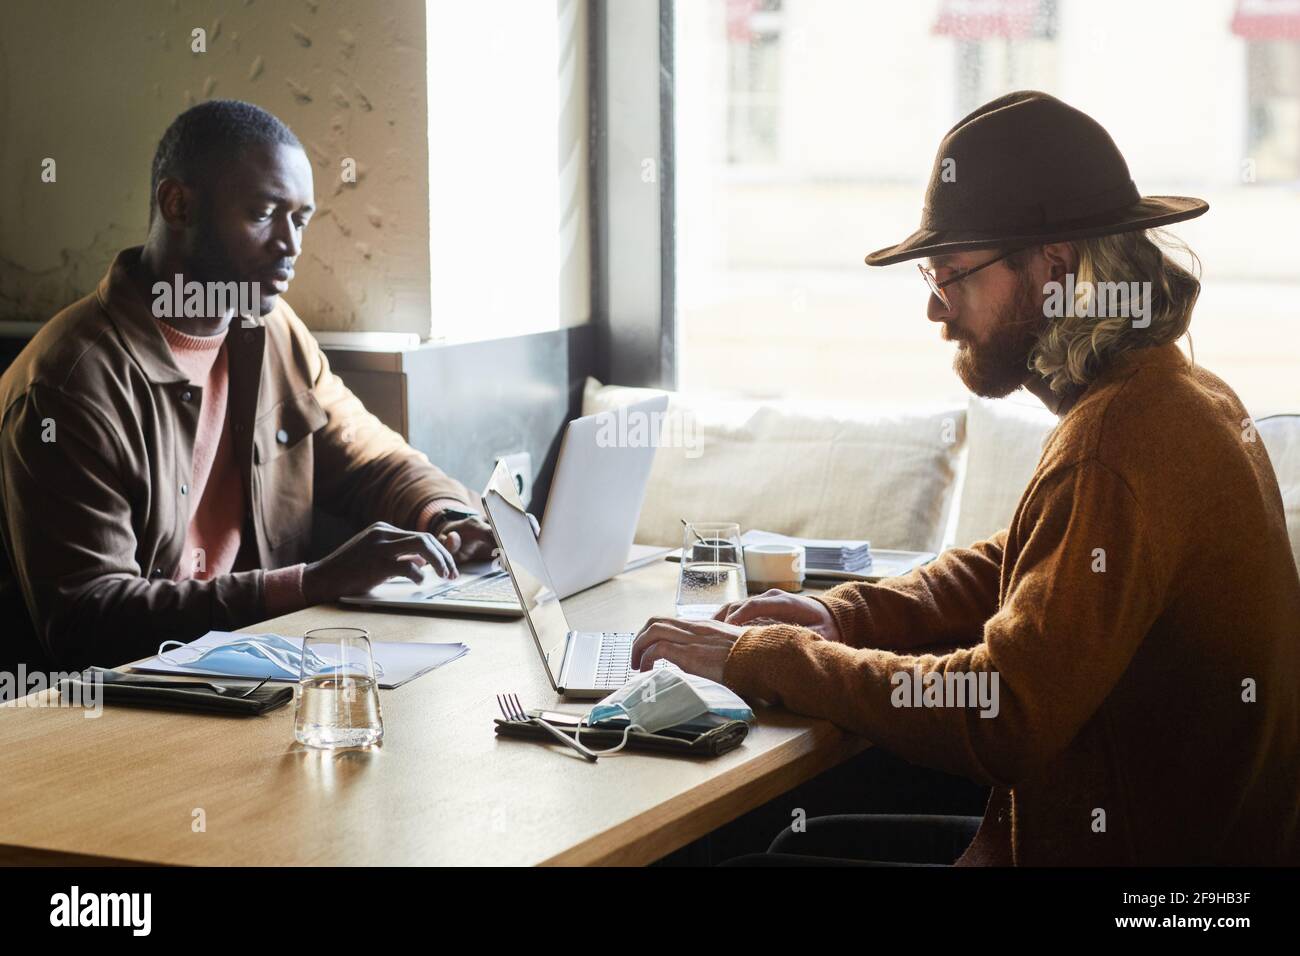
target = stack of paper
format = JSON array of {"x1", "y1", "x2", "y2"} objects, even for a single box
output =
[{"x1": 741, "y1": 529, "x2": 872, "y2": 572}]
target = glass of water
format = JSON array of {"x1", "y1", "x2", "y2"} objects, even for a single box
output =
[
  {"x1": 675, "y1": 522, "x2": 747, "y2": 619},
  {"x1": 294, "y1": 627, "x2": 384, "y2": 750}
]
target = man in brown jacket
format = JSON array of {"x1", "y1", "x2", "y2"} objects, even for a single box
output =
[
  {"x1": 632, "y1": 92, "x2": 1300, "y2": 865},
  {"x1": 0, "y1": 100, "x2": 492, "y2": 674}
]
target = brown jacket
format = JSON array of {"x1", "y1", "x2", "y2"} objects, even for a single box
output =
[
  {"x1": 724, "y1": 344, "x2": 1300, "y2": 865},
  {"x1": 0, "y1": 247, "x2": 472, "y2": 671}
]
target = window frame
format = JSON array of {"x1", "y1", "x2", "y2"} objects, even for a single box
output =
[{"x1": 590, "y1": 0, "x2": 677, "y2": 389}]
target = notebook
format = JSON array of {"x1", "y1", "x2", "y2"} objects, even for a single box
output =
[{"x1": 742, "y1": 529, "x2": 872, "y2": 572}]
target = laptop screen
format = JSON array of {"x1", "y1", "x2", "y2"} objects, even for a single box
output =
[
  {"x1": 481, "y1": 463, "x2": 570, "y2": 687},
  {"x1": 538, "y1": 394, "x2": 668, "y2": 599}
]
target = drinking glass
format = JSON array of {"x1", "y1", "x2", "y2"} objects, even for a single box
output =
[
  {"x1": 294, "y1": 627, "x2": 383, "y2": 749},
  {"x1": 675, "y1": 522, "x2": 747, "y2": 619}
]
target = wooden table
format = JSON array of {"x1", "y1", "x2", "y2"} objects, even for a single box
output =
[{"x1": 0, "y1": 560, "x2": 863, "y2": 866}]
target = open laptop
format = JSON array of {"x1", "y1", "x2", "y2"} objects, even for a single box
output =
[
  {"x1": 482, "y1": 461, "x2": 638, "y2": 698},
  {"x1": 340, "y1": 395, "x2": 670, "y2": 617}
]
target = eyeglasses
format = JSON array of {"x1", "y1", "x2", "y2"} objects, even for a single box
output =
[{"x1": 917, "y1": 248, "x2": 1021, "y2": 310}]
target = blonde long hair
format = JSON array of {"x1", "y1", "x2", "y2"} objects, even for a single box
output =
[{"x1": 1011, "y1": 229, "x2": 1202, "y2": 395}]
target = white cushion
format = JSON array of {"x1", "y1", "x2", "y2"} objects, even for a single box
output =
[
  {"x1": 1258, "y1": 415, "x2": 1300, "y2": 574},
  {"x1": 952, "y1": 396, "x2": 1057, "y2": 548},
  {"x1": 582, "y1": 378, "x2": 966, "y2": 552},
  {"x1": 953, "y1": 401, "x2": 1300, "y2": 573}
]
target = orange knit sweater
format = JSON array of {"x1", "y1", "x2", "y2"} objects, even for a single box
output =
[{"x1": 722, "y1": 344, "x2": 1300, "y2": 865}]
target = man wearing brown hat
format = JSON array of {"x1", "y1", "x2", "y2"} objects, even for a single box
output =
[{"x1": 632, "y1": 91, "x2": 1300, "y2": 865}]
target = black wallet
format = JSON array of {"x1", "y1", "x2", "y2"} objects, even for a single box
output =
[
  {"x1": 493, "y1": 710, "x2": 750, "y2": 757},
  {"x1": 58, "y1": 668, "x2": 295, "y2": 716}
]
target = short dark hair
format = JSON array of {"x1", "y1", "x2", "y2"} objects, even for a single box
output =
[{"x1": 148, "y1": 100, "x2": 302, "y2": 224}]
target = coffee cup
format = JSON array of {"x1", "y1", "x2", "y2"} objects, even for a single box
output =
[{"x1": 743, "y1": 543, "x2": 805, "y2": 593}]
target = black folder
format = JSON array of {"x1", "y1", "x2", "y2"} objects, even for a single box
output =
[{"x1": 58, "y1": 667, "x2": 294, "y2": 716}]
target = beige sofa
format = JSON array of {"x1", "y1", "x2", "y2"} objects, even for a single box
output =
[{"x1": 584, "y1": 378, "x2": 1300, "y2": 575}]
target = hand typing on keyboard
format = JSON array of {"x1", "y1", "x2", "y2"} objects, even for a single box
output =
[
  {"x1": 303, "y1": 520, "x2": 458, "y2": 605},
  {"x1": 630, "y1": 616, "x2": 748, "y2": 684}
]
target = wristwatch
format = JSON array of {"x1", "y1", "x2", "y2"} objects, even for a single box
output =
[{"x1": 429, "y1": 507, "x2": 481, "y2": 535}]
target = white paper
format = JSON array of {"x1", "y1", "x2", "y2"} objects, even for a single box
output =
[{"x1": 131, "y1": 632, "x2": 469, "y2": 689}]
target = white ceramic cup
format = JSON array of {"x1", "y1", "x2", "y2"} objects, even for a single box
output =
[{"x1": 743, "y1": 543, "x2": 805, "y2": 593}]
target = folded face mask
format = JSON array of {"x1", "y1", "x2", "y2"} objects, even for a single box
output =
[
  {"x1": 156, "y1": 634, "x2": 380, "y2": 681},
  {"x1": 676, "y1": 670, "x2": 757, "y2": 726},
  {"x1": 587, "y1": 665, "x2": 755, "y2": 734},
  {"x1": 588, "y1": 666, "x2": 709, "y2": 734}
]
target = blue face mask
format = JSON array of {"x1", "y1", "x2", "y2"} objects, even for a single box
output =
[
  {"x1": 587, "y1": 666, "x2": 756, "y2": 735},
  {"x1": 588, "y1": 666, "x2": 711, "y2": 734},
  {"x1": 676, "y1": 670, "x2": 757, "y2": 726},
  {"x1": 157, "y1": 635, "x2": 381, "y2": 681}
]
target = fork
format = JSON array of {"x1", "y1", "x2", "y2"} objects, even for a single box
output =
[
  {"x1": 216, "y1": 676, "x2": 272, "y2": 699},
  {"x1": 496, "y1": 692, "x2": 598, "y2": 762}
]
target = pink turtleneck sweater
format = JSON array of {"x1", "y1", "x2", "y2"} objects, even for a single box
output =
[
  {"x1": 157, "y1": 320, "x2": 457, "y2": 617},
  {"x1": 157, "y1": 320, "x2": 304, "y2": 615}
]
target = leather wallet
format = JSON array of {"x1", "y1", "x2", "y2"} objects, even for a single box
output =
[
  {"x1": 493, "y1": 711, "x2": 750, "y2": 757},
  {"x1": 58, "y1": 668, "x2": 295, "y2": 716}
]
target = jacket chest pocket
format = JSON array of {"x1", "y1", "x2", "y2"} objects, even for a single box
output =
[{"x1": 253, "y1": 389, "x2": 329, "y2": 549}]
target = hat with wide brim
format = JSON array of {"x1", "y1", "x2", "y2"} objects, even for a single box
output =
[{"x1": 865, "y1": 91, "x2": 1208, "y2": 267}]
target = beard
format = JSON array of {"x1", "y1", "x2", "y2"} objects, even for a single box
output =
[
  {"x1": 183, "y1": 194, "x2": 276, "y2": 317},
  {"x1": 951, "y1": 271, "x2": 1044, "y2": 398},
  {"x1": 185, "y1": 194, "x2": 240, "y2": 288}
]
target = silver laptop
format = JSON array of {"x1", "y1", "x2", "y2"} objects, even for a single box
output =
[
  {"x1": 482, "y1": 461, "x2": 638, "y2": 699},
  {"x1": 340, "y1": 396, "x2": 669, "y2": 617}
]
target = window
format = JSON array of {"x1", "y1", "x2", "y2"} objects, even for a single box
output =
[
  {"x1": 1245, "y1": 40, "x2": 1300, "y2": 180},
  {"x1": 725, "y1": 0, "x2": 785, "y2": 165},
  {"x1": 937, "y1": 0, "x2": 1058, "y2": 116},
  {"x1": 426, "y1": 0, "x2": 589, "y2": 344},
  {"x1": 673, "y1": 0, "x2": 1300, "y2": 412},
  {"x1": 1235, "y1": 0, "x2": 1300, "y2": 183}
]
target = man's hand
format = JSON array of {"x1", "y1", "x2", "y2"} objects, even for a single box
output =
[
  {"x1": 303, "y1": 521, "x2": 458, "y2": 605},
  {"x1": 712, "y1": 588, "x2": 842, "y2": 642},
  {"x1": 631, "y1": 617, "x2": 749, "y2": 683},
  {"x1": 434, "y1": 515, "x2": 497, "y2": 564}
]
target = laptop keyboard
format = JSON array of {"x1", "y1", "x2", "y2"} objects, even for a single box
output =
[
  {"x1": 429, "y1": 572, "x2": 518, "y2": 605},
  {"x1": 596, "y1": 632, "x2": 635, "y2": 686}
]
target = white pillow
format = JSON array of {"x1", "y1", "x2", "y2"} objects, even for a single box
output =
[
  {"x1": 1258, "y1": 415, "x2": 1300, "y2": 575},
  {"x1": 952, "y1": 400, "x2": 1300, "y2": 574},
  {"x1": 952, "y1": 396, "x2": 1057, "y2": 548},
  {"x1": 582, "y1": 378, "x2": 966, "y2": 552}
]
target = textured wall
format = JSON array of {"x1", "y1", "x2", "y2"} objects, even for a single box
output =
[{"x1": 0, "y1": 0, "x2": 434, "y2": 335}]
